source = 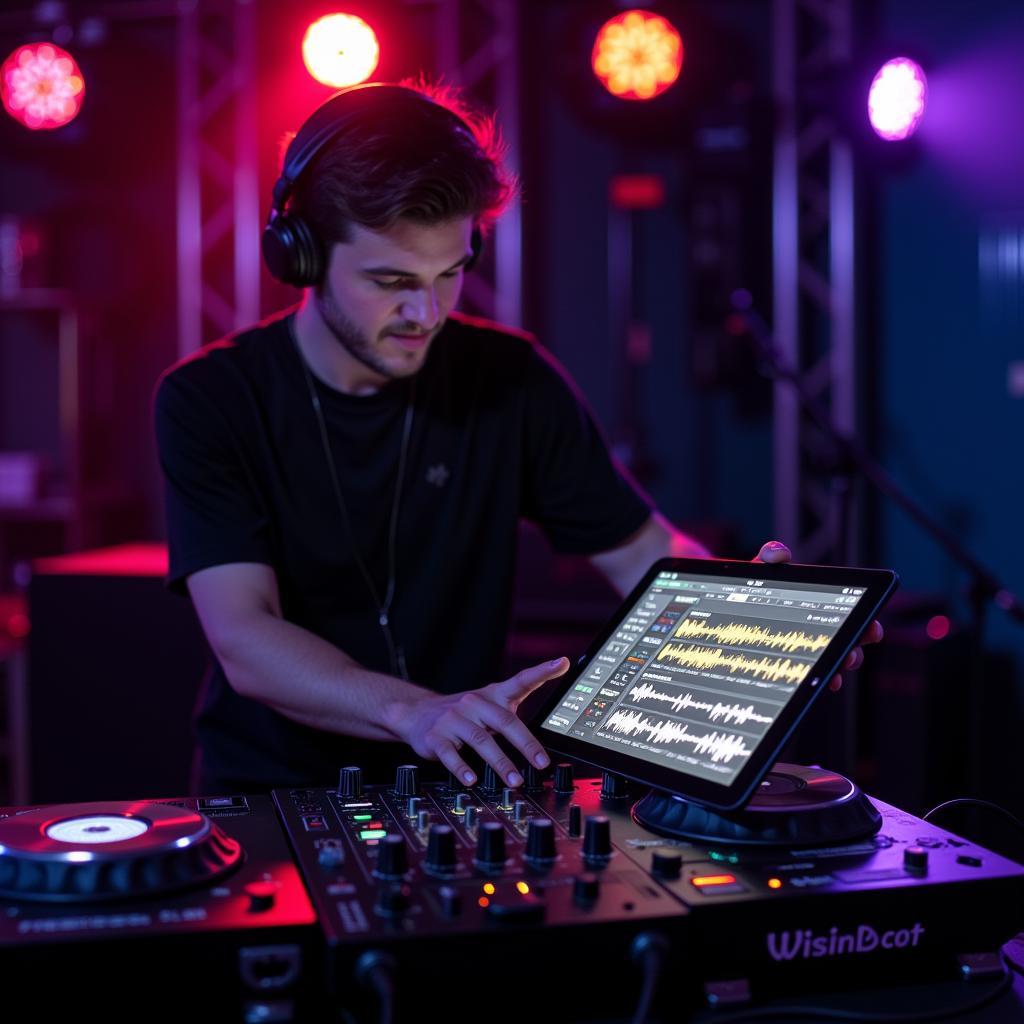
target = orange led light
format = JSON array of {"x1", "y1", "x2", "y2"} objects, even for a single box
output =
[
  {"x1": 768, "y1": 878, "x2": 783, "y2": 890},
  {"x1": 478, "y1": 896, "x2": 490, "y2": 908},
  {"x1": 483, "y1": 882, "x2": 496, "y2": 895},
  {"x1": 591, "y1": 9, "x2": 683, "y2": 102},
  {"x1": 516, "y1": 881, "x2": 530, "y2": 895},
  {"x1": 690, "y1": 874, "x2": 736, "y2": 887}
]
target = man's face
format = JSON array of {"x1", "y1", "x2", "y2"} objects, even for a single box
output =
[{"x1": 314, "y1": 215, "x2": 475, "y2": 389}]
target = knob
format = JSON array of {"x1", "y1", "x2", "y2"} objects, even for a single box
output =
[
  {"x1": 500, "y1": 787, "x2": 515, "y2": 809},
  {"x1": 447, "y1": 770, "x2": 467, "y2": 790},
  {"x1": 406, "y1": 796, "x2": 422, "y2": 818},
  {"x1": 600, "y1": 771, "x2": 629, "y2": 800},
  {"x1": 475, "y1": 821, "x2": 507, "y2": 868},
  {"x1": 317, "y1": 839, "x2": 345, "y2": 868},
  {"x1": 438, "y1": 884, "x2": 462, "y2": 917},
  {"x1": 244, "y1": 880, "x2": 279, "y2": 912},
  {"x1": 554, "y1": 763, "x2": 575, "y2": 794},
  {"x1": 651, "y1": 849, "x2": 682, "y2": 879},
  {"x1": 513, "y1": 800, "x2": 528, "y2": 822},
  {"x1": 394, "y1": 764, "x2": 419, "y2": 798},
  {"x1": 568, "y1": 804, "x2": 582, "y2": 838},
  {"x1": 375, "y1": 834, "x2": 408, "y2": 879},
  {"x1": 454, "y1": 793, "x2": 473, "y2": 812},
  {"x1": 416, "y1": 809, "x2": 431, "y2": 832},
  {"x1": 426, "y1": 824, "x2": 457, "y2": 874},
  {"x1": 573, "y1": 873, "x2": 600, "y2": 905},
  {"x1": 482, "y1": 764, "x2": 500, "y2": 793},
  {"x1": 525, "y1": 818, "x2": 557, "y2": 863},
  {"x1": 464, "y1": 806, "x2": 479, "y2": 829},
  {"x1": 337, "y1": 766, "x2": 363, "y2": 800},
  {"x1": 376, "y1": 882, "x2": 411, "y2": 917},
  {"x1": 904, "y1": 846, "x2": 929, "y2": 875},
  {"x1": 583, "y1": 816, "x2": 612, "y2": 862},
  {"x1": 524, "y1": 764, "x2": 544, "y2": 791}
]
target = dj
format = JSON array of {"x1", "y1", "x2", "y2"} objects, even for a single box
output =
[{"x1": 155, "y1": 82, "x2": 879, "y2": 795}]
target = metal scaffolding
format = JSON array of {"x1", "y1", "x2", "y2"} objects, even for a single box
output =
[
  {"x1": 176, "y1": 0, "x2": 260, "y2": 356},
  {"x1": 772, "y1": 0, "x2": 859, "y2": 564},
  {"x1": 417, "y1": 0, "x2": 522, "y2": 327}
]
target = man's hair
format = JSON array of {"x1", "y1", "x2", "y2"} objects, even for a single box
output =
[{"x1": 288, "y1": 80, "x2": 517, "y2": 246}]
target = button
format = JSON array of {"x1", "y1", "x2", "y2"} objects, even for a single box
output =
[
  {"x1": 438, "y1": 884, "x2": 462, "y2": 917},
  {"x1": 956, "y1": 854, "x2": 982, "y2": 868},
  {"x1": 651, "y1": 849, "x2": 682, "y2": 879},
  {"x1": 574, "y1": 873, "x2": 600, "y2": 905},
  {"x1": 904, "y1": 846, "x2": 929, "y2": 875}
]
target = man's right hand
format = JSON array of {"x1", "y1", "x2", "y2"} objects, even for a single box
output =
[{"x1": 383, "y1": 658, "x2": 569, "y2": 787}]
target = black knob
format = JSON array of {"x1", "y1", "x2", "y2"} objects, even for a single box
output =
[
  {"x1": 337, "y1": 766, "x2": 362, "y2": 799},
  {"x1": 394, "y1": 764, "x2": 419, "y2": 798},
  {"x1": 651, "y1": 849, "x2": 682, "y2": 879},
  {"x1": 574, "y1": 873, "x2": 601, "y2": 905},
  {"x1": 513, "y1": 800, "x2": 528, "y2": 822},
  {"x1": 376, "y1": 882, "x2": 411, "y2": 916},
  {"x1": 438, "y1": 884, "x2": 462, "y2": 917},
  {"x1": 904, "y1": 846, "x2": 929, "y2": 875},
  {"x1": 524, "y1": 764, "x2": 544, "y2": 790},
  {"x1": 525, "y1": 818, "x2": 557, "y2": 863},
  {"x1": 455, "y1": 793, "x2": 473, "y2": 812},
  {"x1": 475, "y1": 821, "x2": 507, "y2": 868},
  {"x1": 375, "y1": 834, "x2": 408, "y2": 879},
  {"x1": 426, "y1": 824, "x2": 457, "y2": 874},
  {"x1": 500, "y1": 787, "x2": 515, "y2": 808},
  {"x1": 554, "y1": 763, "x2": 575, "y2": 794},
  {"x1": 600, "y1": 771, "x2": 629, "y2": 800},
  {"x1": 482, "y1": 764, "x2": 500, "y2": 793},
  {"x1": 447, "y1": 770, "x2": 467, "y2": 791},
  {"x1": 568, "y1": 804, "x2": 582, "y2": 838},
  {"x1": 464, "y1": 806, "x2": 479, "y2": 829},
  {"x1": 583, "y1": 816, "x2": 612, "y2": 862}
]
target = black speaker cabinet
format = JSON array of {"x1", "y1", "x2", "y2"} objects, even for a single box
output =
[{"x1": 26, "y1": 543, "x2": 208, "y2": 803}]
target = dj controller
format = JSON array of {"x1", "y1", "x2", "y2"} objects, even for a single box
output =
[{"x1": 1, "y1": 764, "x2": 1022, "y2": 1023}]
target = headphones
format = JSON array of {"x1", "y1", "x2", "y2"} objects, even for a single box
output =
[{"x1": 262, "y1": 83, "x2": 484, "y2": 288}]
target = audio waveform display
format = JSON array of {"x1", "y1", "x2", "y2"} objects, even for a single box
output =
[
  {"x1": 673, "y1": 617, "x2": 830, "y2": 653},
  {"x1": 656, "y1": 643, "x2": 811, "y2": 685},
  {"x1": 600, "y1": 709, "x2": 752, "y2": 764},
  {"x1": 626, "y1": 682, "x2": 775, "y2": 727}
]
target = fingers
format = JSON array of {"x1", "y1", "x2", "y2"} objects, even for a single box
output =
[
  {"x1": 490, "y1": 657, "x2": 570, "y2": 708},
  {"x1": 829, "y1": 675, "x2": 843, "y2": 692},
  {"x1": 864, "y1": 619, "x2": 884, "y2": 645},
  {"x1": 431, "y1": 736, "x2": 478, "y2": 787},
  {"x1": 754, "y1": 541, "x2": 792, "y2": 564},
  {"x1": 843, "y1": 648, "x2": 864, "y2": 671},
  {"x1": 469, "y1": 693, "x2": 551, "y2": 772}
]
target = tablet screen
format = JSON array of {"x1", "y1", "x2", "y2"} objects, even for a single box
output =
[{"x1": 540, "y1": 567, "x2": 873, "y2": 790}]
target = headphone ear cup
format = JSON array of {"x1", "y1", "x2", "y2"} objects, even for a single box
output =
[
  {"x1": 261, "y1": 213, "x2": 324, "y2": 287},
  {"x1": 466, "y1": 227, "x2": 483, "y2": 271}
]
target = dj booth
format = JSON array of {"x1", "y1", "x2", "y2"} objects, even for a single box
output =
[{"x1": 3, "y1": 547, "x2": 1022, "y2": 1022}]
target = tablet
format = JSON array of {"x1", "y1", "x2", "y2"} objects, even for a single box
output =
[{"x1": 532, "y1": 558, "x2": 898, "y2": 811}]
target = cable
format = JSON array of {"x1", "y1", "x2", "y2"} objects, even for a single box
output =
[
  {"x1": 353, "y1": 950, "x2": 397, "y2": 1024},
  {"x1": 692, "y1": 958, "x2": 1013, "y2": 1023},
  {"x1": 922, "y1": 798, "x2": 1024, "y2": 837},
  {"x1": 630, "y1": 931, "x2": 671, "y2": 1024}
]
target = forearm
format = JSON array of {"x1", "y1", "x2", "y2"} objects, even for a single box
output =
[{"x1": 215, "y1": 611, "x2": 431, "y2": 742}]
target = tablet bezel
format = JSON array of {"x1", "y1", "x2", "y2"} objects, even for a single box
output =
[{"x1": 530, "y1": 557, "x2": 898, "y2": 811}]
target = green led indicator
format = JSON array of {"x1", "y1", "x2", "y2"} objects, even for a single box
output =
[
  {"x1": 352, "y1": 814, "x2": 373, "y2": 822},
  {"x1": 359, "y1": 829, "x2": 388, "y2": 840}
]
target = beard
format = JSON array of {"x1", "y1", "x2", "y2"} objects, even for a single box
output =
[{"x1": 315, "y1": 287, "x2": 431, "y2": 382}]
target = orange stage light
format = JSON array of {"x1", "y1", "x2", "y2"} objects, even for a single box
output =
[{"x1": 591, "y1": 9, "x2": 683, "y2": 102}]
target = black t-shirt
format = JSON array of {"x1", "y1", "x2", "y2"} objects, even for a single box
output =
[{"x1": 154, "y1": 308, "x2": 652, "y2": 791}]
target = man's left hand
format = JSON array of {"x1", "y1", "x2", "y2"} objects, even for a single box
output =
[{"x1": 755, "y1": 541, "x2": 884, "y2": 692}]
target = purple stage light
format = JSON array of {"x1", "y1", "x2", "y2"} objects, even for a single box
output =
[{"x1": 868, "y1": 58, "x2": 927, "y2": 141}]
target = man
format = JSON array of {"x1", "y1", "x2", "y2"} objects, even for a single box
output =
[{"x1": 155, "y1": 82, "x2": 877, "y2": 794}]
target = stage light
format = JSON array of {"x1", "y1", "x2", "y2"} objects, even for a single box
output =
[
  {"x1": 302, "y1": 13, "x2": 379, "y2": 88},
  {"x1": 926, "y1": 615, "x2": 950, "y2": 641},
  {"x1": 591, "y1": 9, "x2": 683, "y2": 102},
  {"x1": 1, "y1": 42, "x2": 84, "y2": 130},
  {"x1": 868, "y1": 57, "x2": 927, "y2": 141}
]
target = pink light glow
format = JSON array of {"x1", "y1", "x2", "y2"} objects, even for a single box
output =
[
  {"x1": 926, "y1": 615, "x2": 951, "y2": 641},
  {"x1": 868, "y1": 58, "x2": 927, "y2": 141},
  {"x1": 1, "y1": 43, "x2": 85, "y2": 130}
]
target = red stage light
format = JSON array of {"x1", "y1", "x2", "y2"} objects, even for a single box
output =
[
  {"x1": 592, "y1": 9, "x2": 683, "y2": 102},
  {"x1": 302, "y1": 13, "x2": 379, "y2": 88},
  {"x1": 926, "y1": 615, "x2": 950, "y2": 641},
  {"x1": 1, "y1": 42, "x2": 85, "y2": 130}
]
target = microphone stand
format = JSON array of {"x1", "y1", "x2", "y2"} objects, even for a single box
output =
[{"x1": 733, "y1": 297, "x2": 1023, "y2": 795}]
